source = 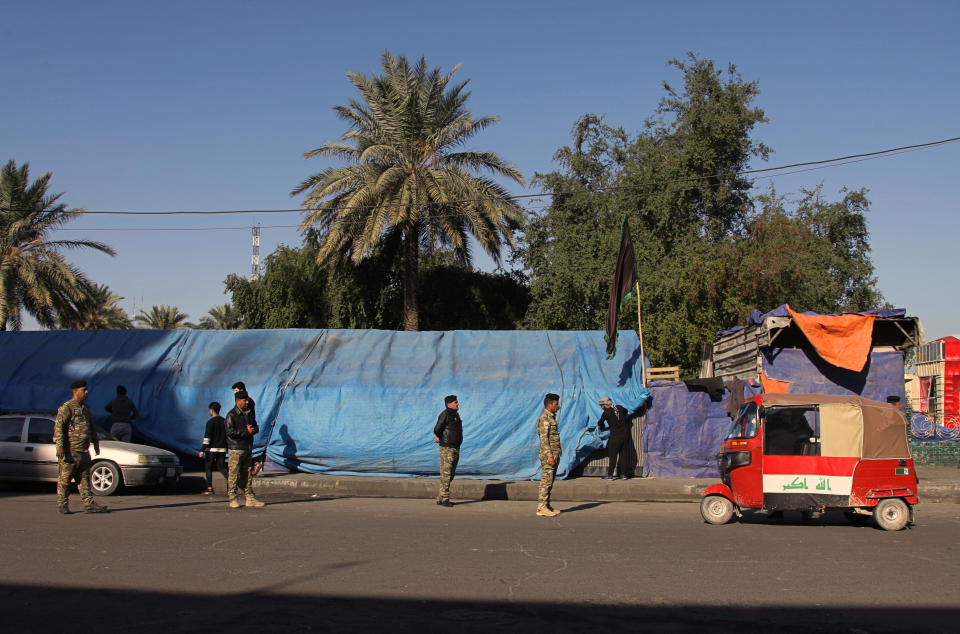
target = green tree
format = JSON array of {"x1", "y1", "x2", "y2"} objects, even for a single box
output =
[
  {"x1": 135, "y1": 305, "x2": 189, "y2": 330},
  {"x1": 0, "y1": 160, "x2": 115, "y2": 330},
  {"x1": 226, "y1": 233, "x2": 529, "y2": 330},
  {"x1": 59, "y1": 283, "x2": 131, "y2": 329},
  {"x1": 197, "y1": 303, "x2": 241, "y2": 330},
  {"x1": 521, "y1": 55, "x2": 883, "y2": 376},
  {"x1": 293, "y1": 51, "x2": 525, "y2": 331}
]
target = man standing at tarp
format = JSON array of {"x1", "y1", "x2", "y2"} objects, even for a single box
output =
[
  {"x1": 597, "y1": 396, "x2": 631, "y2": 480},
  {"x1": 536, "y1": 393, "x2": 562, "y2": 517},
  {"x1": 105, "y1": 384, "x2": 138, "y2": 442},
  {"x1": 54, "y1": 380, "x2": 108, "y2": 515},
  {"x1": 225, "y1": 390, "x2": 264, "y2": 509},
  {"x1": 433, "y1": 394, "x2": 462, "y2": 507}
]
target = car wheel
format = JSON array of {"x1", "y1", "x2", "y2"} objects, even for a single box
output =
[
  {"x1": 90, "y1": 460, "x2": 121, "y2": 496},
  {"x1": 700, "y1": 494, "x2": 734, "y2": 525},
  {"x1": 873, "y1": 498, "x2": 909, "y2": 531}
]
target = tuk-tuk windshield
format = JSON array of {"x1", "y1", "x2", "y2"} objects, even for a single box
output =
[{"x1": 726, "y1": 402, "x2": 759, "y2": 439}]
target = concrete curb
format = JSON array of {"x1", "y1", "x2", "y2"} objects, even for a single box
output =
[{"x1": 251, "y1": 472, "x2": 960, "y2": 504}]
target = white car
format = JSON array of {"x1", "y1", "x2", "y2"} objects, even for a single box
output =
[{"x1": 0, "y1": 410, "x2": 182, "y2": 495}]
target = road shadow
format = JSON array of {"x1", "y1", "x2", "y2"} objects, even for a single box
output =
[
  {"x1": 559, "y1": 501, "x2": 609, "y2": 514},
  {"x1": 2, "y1": 583, "x2": 956, "y2": 633}
]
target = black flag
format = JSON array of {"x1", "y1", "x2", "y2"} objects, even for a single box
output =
[{"x1": 605, "y1": 216, "x2": 638, "y2": 359}]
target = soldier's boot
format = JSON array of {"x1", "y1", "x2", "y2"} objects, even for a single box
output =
[
  {"x1": 536, "y1": 505, "x2": 560, "y2": 517},
  {"x1": 245, "y1": 496, "x2": 265, "y2": 508},
  {"x1": 58, "y1": 502, "x2": 71, "y2": 515},
  {"x1": 229, "y1": 497, "x2": 242, "y2": 509},
  {"x1": 439, "y1": 500, "x2": 454, "y2": 507},
  {"x1": 85, "y1": 501, "x2": 108, "y2": 513}
]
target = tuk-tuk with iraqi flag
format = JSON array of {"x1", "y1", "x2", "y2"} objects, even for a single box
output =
[{"x1": 700, "y1": 393, "x2": 919, "y2": 530}]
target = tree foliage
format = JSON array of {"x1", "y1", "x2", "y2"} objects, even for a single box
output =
[
  {"x1": 226, "y1": 233, "x2": 529, "y2": 330},
  {"x1": 293, "y1": 51, "x2": 525, "y2": 331},
  {"x1": 0, "y1": 160, "x2": 115, "y2": 330},
  {"x1": 520, "y1": 54, "x2": 884, "y2": 376},
  {"x1": 58, "y1": 283, "x2": 131, "y2": 330},
  {"x1": 135, "y1": 305, "x2": 189, "y2": 330},
  {"x1": 196, "y1": 303, "x2": 241, "y2": 330}
]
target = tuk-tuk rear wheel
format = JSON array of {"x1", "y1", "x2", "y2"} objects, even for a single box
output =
[
  {"x1": 700, "y1": 495, "x2": 734, "y2": 525},
  {"x1": 873, "y1": 498, "x2": 910, "y2": 531}
]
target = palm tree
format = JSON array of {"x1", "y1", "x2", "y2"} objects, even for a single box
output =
[
  {"x1": 197, "y1": 303, "x2": 241, "y2": 330},
  {"x1": 293, "y1": 51, "x2": 525, "y2": 330},
  {"x1": 135, "y1": 305, "x2": 189, "y2": 330},
  {"x1": 60, "y1": 283, "x2": 131, "y2": 329},
  {"x1": 0, "y1": 160, "x2": 115, "y2": 330}
]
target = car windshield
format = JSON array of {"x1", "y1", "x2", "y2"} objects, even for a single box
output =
[{"x1": 726, "y1": 402, "x2": 759, "y2": 439}]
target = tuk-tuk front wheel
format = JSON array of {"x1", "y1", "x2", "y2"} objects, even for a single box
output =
[
  {"x1": 873, "y1": 498, "x2": 910, "y2": 531},
  {"x1": 700, "y1": 495, "x2": 734, "y2": 525}
]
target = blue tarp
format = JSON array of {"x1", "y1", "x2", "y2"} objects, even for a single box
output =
[
  {"x1": 762, "y1": 348, "x2": 905, "y2": 404},
  {"x1": 0, "y1": 329, "x2": 650, "y2": 480},
  {"x1": 641, "y1": 381, "x2": 733, "y2": 479},
  {"x1": 717, "y1": 304, "x2": 907, "y2": 337}
]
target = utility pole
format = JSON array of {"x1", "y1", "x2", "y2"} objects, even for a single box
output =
[{"x1": 251, "y1": 225, "x2": 261, "y2": 280}]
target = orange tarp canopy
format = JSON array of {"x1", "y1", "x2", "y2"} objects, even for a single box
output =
[{"x1": 787, "y1": 305, "x2": 875, "y2": 372}]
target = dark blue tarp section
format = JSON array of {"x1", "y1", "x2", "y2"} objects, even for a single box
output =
[
  {"x1": 641, "y1": 381, "x2": 731, "y2": 478},
  {"x1": 0, "y1": 329, "x2": 650, "y2": 480},
  {"x1": 762, "y1": 348, "x2": 905, "y2": 404},
  {"x1": 717, "y1": 304, "x2": 907, "y2": 336}
]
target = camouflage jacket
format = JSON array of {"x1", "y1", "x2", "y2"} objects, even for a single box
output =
[
  {"x1": 54, "y1": 399, "x2": 99, "y2": 455},
  {"x1": 536, "y1": 408, "x2": 562, "y2": 462}
]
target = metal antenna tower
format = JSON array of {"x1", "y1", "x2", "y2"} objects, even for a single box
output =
[{"x1": 251, "y1": 225, "x2": 261, "y2": 280}]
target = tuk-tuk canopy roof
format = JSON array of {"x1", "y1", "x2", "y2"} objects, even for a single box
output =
[{"x1": 759, "y1": 393, "x2": 909, "y2": 460}]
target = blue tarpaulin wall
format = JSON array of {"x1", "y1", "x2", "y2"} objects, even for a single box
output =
[
  {"x1": 641, "y1": 382, "x2": 741, "y2": 478},
  {"x1": 0, "y1": 329, "x2": 650, "y2": 480}
]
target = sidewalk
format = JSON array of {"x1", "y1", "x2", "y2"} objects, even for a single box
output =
[{"x1": 248, "y1": 465, "x2": 960, "y2": 504}]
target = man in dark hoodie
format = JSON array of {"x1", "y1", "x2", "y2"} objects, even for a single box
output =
[
  {"x1": 105, "y1": 385, "x2": 138, "y2": 442},
  {"x1": 433, "y1": 394, "x2": 462, "y2": 507}
]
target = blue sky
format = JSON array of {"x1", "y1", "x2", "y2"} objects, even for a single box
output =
[{"x1": 3, "y1": 1, "x2": 958, "y2": 340}]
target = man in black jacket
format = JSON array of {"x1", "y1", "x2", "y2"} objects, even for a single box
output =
[
  {"x1": 597, "y1": 396, "x2": 632, "y2": 480},
  {"x1": 197, "y1": 401, "x2": 228, "y2": 494},
  {"x1": 433, "y1": 394, "x2": 462, "y2": 507},
  {"x1": 225, "y1": 390, "x2": 264, "y2": 509}
]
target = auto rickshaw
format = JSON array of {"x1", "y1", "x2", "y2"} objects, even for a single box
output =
[{"x1": 700, "y1": 393, "x2": 919, "y2": 530}]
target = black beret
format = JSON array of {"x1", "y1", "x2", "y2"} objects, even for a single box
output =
[
  {"x1": 444, "y1": 394, "x2": 458, "y2": 404},
  {"x1": 70, "y1": 380, "x2": 87, "y2": 390}
]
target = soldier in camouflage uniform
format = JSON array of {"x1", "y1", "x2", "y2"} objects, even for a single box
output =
[
  {"x1": 536, "y1": 392, "x2": 562, "y2": 517},
  {"x1": 54, "y1": 380, "x2": 108, "y2": 514},
  {"x1": 433, "y1": 394, "x2": 462, "y2": 507}
]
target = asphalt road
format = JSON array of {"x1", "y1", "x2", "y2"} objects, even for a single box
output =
[{"x1": 2, "y1": 486, "x2": 959, "y2": 633}]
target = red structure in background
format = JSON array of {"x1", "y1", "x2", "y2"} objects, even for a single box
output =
[{"x1": 915, "y1": 336, "x2": 960, "y2": 427}]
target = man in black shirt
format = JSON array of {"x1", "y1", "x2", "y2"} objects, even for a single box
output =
[
  {"x1": 197, "y1": 401, "x2": 228, "y2": 494},
  {"x1": 433, "y1": 394, "x2": 462, "y2": 507},
  {"x1": 597, "y1": 396, "x2": 631, "y2": 480}
]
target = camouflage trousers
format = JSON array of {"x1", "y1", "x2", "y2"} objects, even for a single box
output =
[
  {"x1": 58, "y1": 453, "x2": 94, "y2": 507},
  {"x1": 538, "y1": 461, "x2": 556, "y2": 506},
  {"x1": 437, "y1": 446, "x2": 460, "y2": 502},
  {"x1": 227, "y1": 450, "x2": 255, "y2": 501}
]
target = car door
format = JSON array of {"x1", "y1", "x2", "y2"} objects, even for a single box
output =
[
  {"x1": 0, "y1": 416, "x2": 28, "y2": 478},
  {"x1": 23, "y1": 416, "x2": 59, "y2": 480}
]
